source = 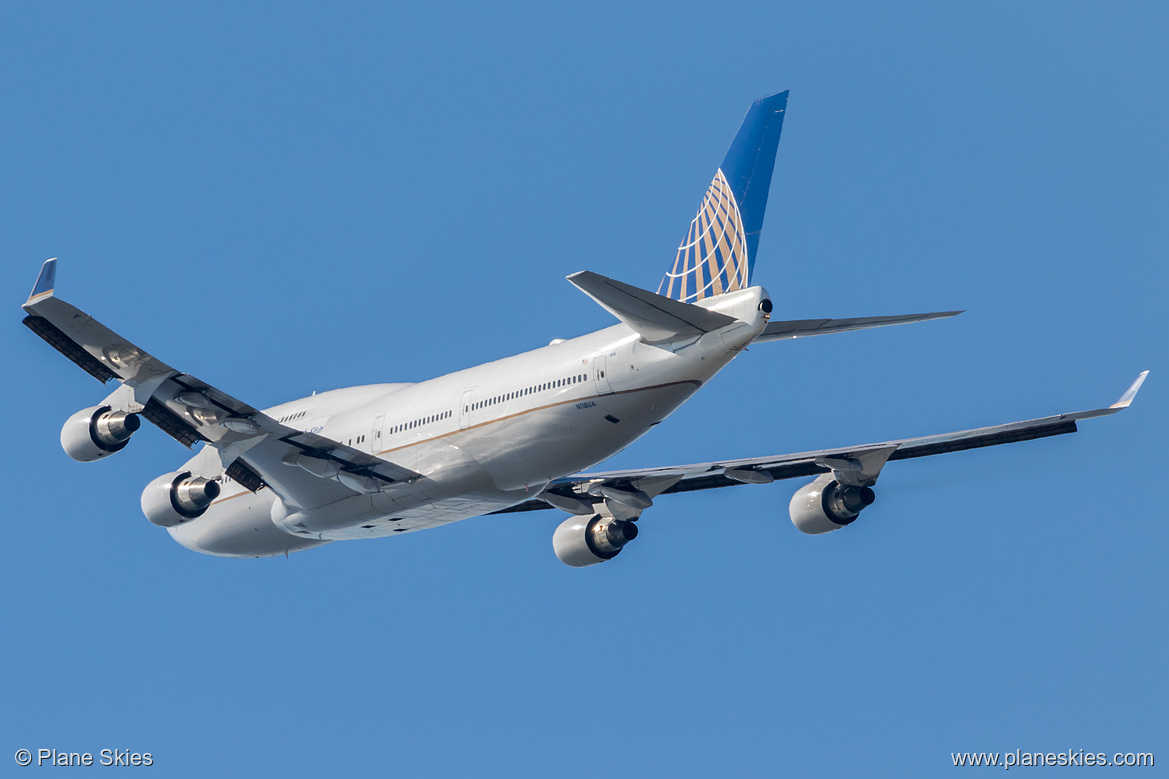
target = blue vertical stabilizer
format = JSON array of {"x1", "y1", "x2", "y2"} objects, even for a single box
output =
[{"x1": 659, "y1": 91, "x2": 788, "y2": 303}]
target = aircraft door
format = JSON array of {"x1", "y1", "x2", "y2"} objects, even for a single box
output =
[
  {"x1": 592, "y1": 354, "x2": 614, "y2": 396},
  {"x1": 372, "y1": 415, "x2": 385, "y2": 453},
  {"x1": 459, "y1": 389, "x2": 475, "y2": 429}
]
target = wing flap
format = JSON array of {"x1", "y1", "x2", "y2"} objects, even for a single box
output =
[
  {"x1": 141, "y1": 396, "x2": 208, "y2": 447},
  {"x1": 225, "y1": 459, "x2": 267, "y2": 492},
  {"x1": 278, "y1": 430, "x2": 417, "y2": 484},
  {"x1": 23, "y1": 313, "x2": 119, "y2": 383},
  {"x1": 24, "y1": 295, "x2": 178, "y2": 387}
]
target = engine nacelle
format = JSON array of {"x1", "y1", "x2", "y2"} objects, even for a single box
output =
[
  {"x1": 789, "y1": 474, "x2": 876, "y2": 535},
  {"x1": 141, "y1": 471, "x2": 222, "y2": 527},
  {"x1": 60, "y1": 405, "x2": 142, "y2": 462},
  {"x1": 552, "y1": 514, "x2": 639, "y2": 567}
]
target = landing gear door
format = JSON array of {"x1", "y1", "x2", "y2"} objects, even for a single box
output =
[
  {"x1": 459, "y1": 389, "x2": 475, "y2": 429},
  {"x1": 592, "y1": 354, "x2": 614, "y2": 396}
]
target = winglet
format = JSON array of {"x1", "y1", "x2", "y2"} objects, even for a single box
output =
[
  {"x1": 25, "y1": 258, "x2": 58, "y2": 308},
  {"x1": 1110, "y1": 370, "x2": 1149, "y2": 409}
]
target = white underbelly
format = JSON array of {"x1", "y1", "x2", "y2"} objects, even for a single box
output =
[
  {"x1": 452, "y1": 380, "x2": 699, "y2": 491},
  {"x1": 167, "y1": 378, "x2": 705, "y2": 553}
]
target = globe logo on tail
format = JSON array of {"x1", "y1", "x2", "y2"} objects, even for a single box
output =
[{"x1": 658, "y1": 169, "x2": 748, "y2": 303}]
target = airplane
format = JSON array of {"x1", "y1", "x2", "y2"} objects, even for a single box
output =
[{"x1": 22, "y1": 90, "x2": 1147, "y2": 566}]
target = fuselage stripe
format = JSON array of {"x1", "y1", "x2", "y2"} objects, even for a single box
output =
[{"x1": 372, "y1": 378, "x2": 703, "y2": 457}]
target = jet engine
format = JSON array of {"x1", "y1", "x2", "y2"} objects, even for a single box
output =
[
  {"x1": 552, "y1": 514, "x2": 639, "y2": 567},
  {"x1": 141, "y1": 471, "x2": 222, "y2": 527},
  {"x1": 60, "y1": 405, "x2": 142, "y2": 462},
  {"x1": 789, "y1": 473, "x2": 876, "y2": 534}
]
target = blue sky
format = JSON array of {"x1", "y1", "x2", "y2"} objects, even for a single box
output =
[{"x1": 2, "y1": 2, "x2": 1165, "y2": 776}]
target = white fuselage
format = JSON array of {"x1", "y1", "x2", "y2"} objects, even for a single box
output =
[{"x1": 168, "y1": 287, "x2": 770, "y2": 557}]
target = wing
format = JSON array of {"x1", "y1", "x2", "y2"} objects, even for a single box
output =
[
  {"x1": 22, "y1": 259, "x2": 417, "y2": 510},
  {"x1": 754, "y1": 311, "x2": 962, "y2": 342},
  {"x1": 498, "y1": 371, "x2": 1149, "y2": 515}
]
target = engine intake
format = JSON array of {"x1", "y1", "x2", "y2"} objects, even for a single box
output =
[
  {"x1": 61, "y1": 405, "x2": 142, "y2": 462},
  {"x1": 141, "y1": 471, "x2": 222, "y2": 527},
  {"x1": 552, "y1": 514, "x2": 639, "y2": 567},
  {"x1": 789, "y1": 474, "x2": 876, "y2": 535}
]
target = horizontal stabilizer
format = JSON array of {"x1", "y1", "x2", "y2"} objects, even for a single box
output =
[
  {"x1": 754, "y1": 311, "x2": 962, "y2": 343},
  {"x1": 568, "y1": 271, "x2": 736, "y2": 345}
]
